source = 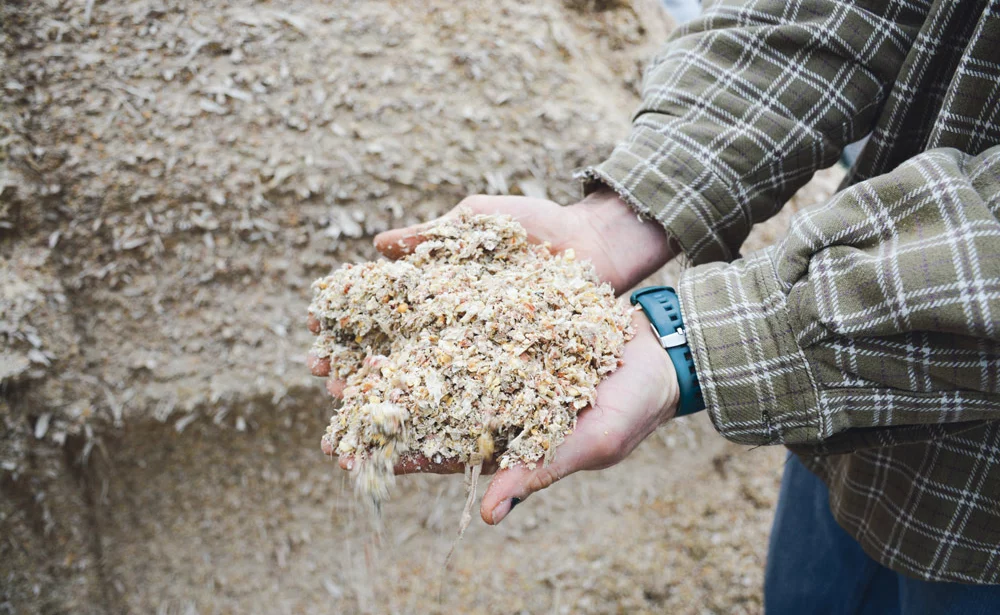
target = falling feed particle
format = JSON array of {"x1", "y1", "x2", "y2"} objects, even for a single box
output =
[{"x1": 308, "y1": 210, "x2": 634, "y2": 509}]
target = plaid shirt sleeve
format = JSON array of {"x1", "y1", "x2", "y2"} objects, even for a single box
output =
[
  {"x1": 581, "y1": 0, "x2": 925, "y2": 265},
  {"x1": 679, "y1": 145, "x2": 1000, "y2": 449}
]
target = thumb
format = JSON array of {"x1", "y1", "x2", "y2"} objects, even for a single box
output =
[
  {"x1": 374, "y1": 206, "x2": 465, "y2": 260},
  {"x1": 373, "y1": 218, "x2": 445, "y2": 260}
]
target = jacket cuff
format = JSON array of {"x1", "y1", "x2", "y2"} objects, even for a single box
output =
[
  {"x1": 676, "y1": 249, "x2": 825, "y2": 446},
  {"x1": 578, "y1": 124, "x2": 739, "y2": 266}
]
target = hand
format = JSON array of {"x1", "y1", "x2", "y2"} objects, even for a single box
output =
[
  {"x1": 374, "y1": 191, "x2": 677, "y2": 295},
  {"x1": 308, "y1": 191, "x2": 680, "y2": 523},
  {"x1": 481, "y1": 307, "x2": 678, "y2": 524}
]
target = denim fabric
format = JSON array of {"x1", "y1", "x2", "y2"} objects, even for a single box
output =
[
  {"x1": 765, "y1": 453, "x2": 1000, "y2": 615},
  {"x1": 660, "y1": 0, "x2": 700, "y2": 24}
]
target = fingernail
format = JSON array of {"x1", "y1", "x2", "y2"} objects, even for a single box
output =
[
  {"x1": 491, "y1": 497, "x2": 522, "y2": 525},
  {"x1": 491, "y1": 499, "x2": 511, "y2": 525}
]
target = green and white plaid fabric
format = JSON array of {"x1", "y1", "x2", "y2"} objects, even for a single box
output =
[{"x1": 585, "y1": 0, "x2": 1000, "y2": 583}]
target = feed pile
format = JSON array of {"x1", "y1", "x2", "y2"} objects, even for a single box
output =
[{"x1": 308, "y1": 211, "x2": 634, "y2": 505}]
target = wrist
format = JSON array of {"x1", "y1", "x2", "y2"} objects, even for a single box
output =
[
  {"x1": 571, "y1": 188, "x2": 679, "y2": 293},
  {"x1": 632, "y1": 311, "x2": 681, "y2": 423},
  {"x1": 631, "y1": 286, "x2": 705, "y2": 417}
]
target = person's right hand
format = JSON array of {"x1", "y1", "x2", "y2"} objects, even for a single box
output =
[{"x1": 373, "y1": 190, "x2": 677, "y2": 294}]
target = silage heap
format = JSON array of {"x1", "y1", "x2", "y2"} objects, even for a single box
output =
[{"x1": 309, "y1": 211, "x2": 634, "y2": 508}]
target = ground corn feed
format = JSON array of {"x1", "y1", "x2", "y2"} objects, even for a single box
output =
[{"x1": 309, "y1": 210, "x2": 634, "y2": 507}]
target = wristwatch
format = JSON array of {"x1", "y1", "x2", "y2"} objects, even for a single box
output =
[{"x1": 630, "y1": 286, "x2": 705, "y2": 417}]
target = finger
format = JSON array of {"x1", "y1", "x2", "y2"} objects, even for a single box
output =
[
  {"x1": 307, "y1": 314, "x2": 321, "y2": 334},
  {"x1": 325, "y1": 377, "x2": 346, "y2": 398},
  {"x1": 374, "y1": 224, "x2": 435, "y2": 260},
  {"x1": 328, "y1": 452, "x2": 496, "y2": 475},
  {"x1": 330, "y1": 453, "x2": 456, "y2": 473},
  {"x1": 321, "y1": 433, "x2": 336, "y2": 457},
  {"x1": 374, "y1": 204, "x2": 471, "y2": 259},
  {"x1": 480, "y1": 404, "x2": 622, "y2": 525},
  {"x1": 394, "y1": 454, "x2": 466, "y2": 475},
  {"x1": 374, "y1": 208, "x2": 464, "y2": 259},
  {"x1": 307, "y1": 353, "x2": 331, "y2": 377},
  {"x1": 374, "y1": 195, "x2": 523, "y2": 259},
  {"x1": 397, "y1": 454, "x2": 499, "y2": 475},
  {"x1": 332, "y1": 454, "x2": 465, "y2": 474},
  {"x1": 374, "y1": 194, "x2": 567, "y2": 260}
]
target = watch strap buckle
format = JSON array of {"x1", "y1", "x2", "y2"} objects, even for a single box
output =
[{"x1": 655, "y1": 325, "x2": 687, "y2": 349}]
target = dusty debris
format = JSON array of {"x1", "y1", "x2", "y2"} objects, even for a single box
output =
[{"x1": 310, "y1": 212, "x2": 633, "y2": 505}]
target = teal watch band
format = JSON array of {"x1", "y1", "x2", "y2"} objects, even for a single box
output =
[{"x1": 630, "y1": 286, "x2": 705, "y2": 417}]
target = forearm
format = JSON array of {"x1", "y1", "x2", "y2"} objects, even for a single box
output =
[
  {"x1": 584, "y1": 0, "x2": 925, "y2": 264},
  {"x1": 679, "y1": 145, "x2": 1000, "y2": 451}
]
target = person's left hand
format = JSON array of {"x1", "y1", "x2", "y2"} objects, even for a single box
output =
[{"x1": 477, "y1": 307, "x2": 678, "y2": 524}]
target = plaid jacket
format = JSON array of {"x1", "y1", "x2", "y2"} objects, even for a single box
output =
[{"x1": 584, "y1": 0, "x2": 1000, "y2": 583}]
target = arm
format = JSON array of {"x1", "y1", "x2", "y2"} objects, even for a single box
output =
[
  {"x1": 680, "y1": 145, "x2": 1000, "y2": 453},
  {"x1": 584, "y1": 0, "x2": 925, "y2": 264},
  {"x1": 307, "y1": 0, "x2": 933, "y2": 518}
]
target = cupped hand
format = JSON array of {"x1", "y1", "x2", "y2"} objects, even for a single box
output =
[
  {"x1": 480, "y1": 307, "x2": 677, "y2": 524},
  {"x1": 308, "y1": 191, "x2": 680, "y2": 519},
  {"x1": 374, "y1": 192, "x2": 675, "y2": 294}
]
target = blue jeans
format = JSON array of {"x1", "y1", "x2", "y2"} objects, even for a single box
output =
[
  {"x1": 765, "y1": 454, "x2": 1000, "y2": 615},
  {"x1": 660, "y1": 0, "x2": 700, "y2": 24}
]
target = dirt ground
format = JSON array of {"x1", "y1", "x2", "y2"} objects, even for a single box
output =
[{"x1": 1, "y1": 1, "x2": 844, "y2": 612}]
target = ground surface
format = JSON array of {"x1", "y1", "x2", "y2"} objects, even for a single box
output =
[{"x1": 1, "y1": 1, "x2": 842, "y2": 612}]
